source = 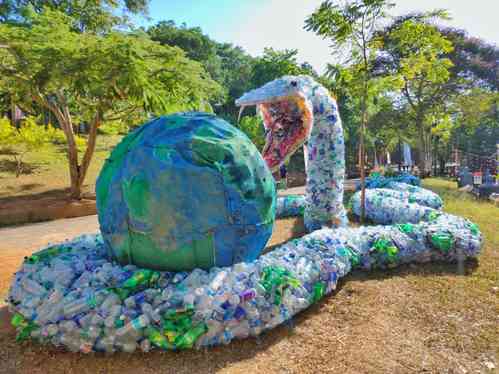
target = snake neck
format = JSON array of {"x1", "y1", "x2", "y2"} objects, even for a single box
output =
[
  {"x1": 302, "y1": 83, "x2": 347, "y2": 230},
  {"x1": 304, "y1": 84, "x2": 344, "y2": 171}
]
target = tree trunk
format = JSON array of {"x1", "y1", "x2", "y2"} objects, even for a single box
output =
[
  {"x1": 15, "y1": 155, "x2": 22, "y2": 177},
  {"x1": 359, "y1": 33, "x2": 370, "y2": 223},
  {"x1": 33, "y1": 93, "x2": 101, "y2": 200},
  {"x1": 50, "y1": 104, "x2": 83, "y2": 199},
  {"x1": 66, "y1": 115, "x2": 100, "y2": 200},
  {"x1": 77, "y1": 114, "x2": 100, "y2": 192},
  {"x1": 416, "y1": 113, "x2": 430, "y2": 177},
  {"x1": 59, "y1": 118, "x2": 82, "y2": 199}
]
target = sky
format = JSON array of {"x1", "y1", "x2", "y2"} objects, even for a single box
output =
[{"x1": 139, "y1": 0, "x2": 499, "y2": 74}]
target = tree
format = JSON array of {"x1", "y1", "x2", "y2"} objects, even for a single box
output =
[
  {"x1": 148, "y1": 20, "x2": 223, "y2": 82},
  {"x1": 214, "y1": 43, "x2": 255, "y2": 120},
  {"x1": 441, "y1": 27, "x2": 498, "y2": 92},
  {"x1": 0, "y1": 9, "x2": 221, "y2": 198},
  {"x1": 147, "y1": 21, "x2": 259, "y2": 121},
  {"x1": 451, "y1": 89, "x2": 498, "y2": 158},
  {"x1": 0, "y1": 0, "x2": 149, "y2": 32},
  {"x1": 374, "y1": 16, "x2": 455, "y2": 175},
  {"x1": 250, "y1": 48, "x2": 316, "y2": 88},
  {"x1": 305, "y1": 0, "x2": 394, "y2": 222},
  {"x1": 237, "y1": 116, "x2": 265, "y2": 150}
]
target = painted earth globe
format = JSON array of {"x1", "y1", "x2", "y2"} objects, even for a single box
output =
[{"x1": 96, "y1": 112, "x2": 276, "y2": 271}]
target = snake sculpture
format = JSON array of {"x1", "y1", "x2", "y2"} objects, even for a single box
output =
[{"x1": 7, "y1": 76, "x2": 482, "y2": 352}]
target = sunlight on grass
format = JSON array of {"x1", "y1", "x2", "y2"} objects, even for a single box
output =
[
  {"x1": 414, "y1": 178, "x2": 499, "y2": 355},
  {"x1": 0, "y1": 134, "x2": 122, "y2": 198}
]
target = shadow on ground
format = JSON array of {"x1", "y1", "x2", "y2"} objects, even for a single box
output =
[
  {"x1": 0, "y1": 186, "x2": 96, "y2": 204},
  {"x1": 0, "y1": 159, "x2": 39, "y2": 176}
]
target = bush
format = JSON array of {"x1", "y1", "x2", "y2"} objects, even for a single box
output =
[
  {"x1": 0, "y1": 116, "x2": 84, "y2": 176},
  {"x1": 49, "y1": 126, "x2": 86, "y2": 150},
  {"x1": 0, "y1": 117, "x2": 16, "y2": 150},
  {"x1": 98, "y1": 120, "x2": 130, "y2": 136},
  {"x1": 237, "y1": 115, "x2": 265, "y2": 150}
]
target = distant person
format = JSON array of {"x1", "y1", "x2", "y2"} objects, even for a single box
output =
[
  {"x1": 279, "y1": 164, "x2": 287, "y2": 189},
  {"x1": 280, "y1": 164, "x2": 287, "y2": 179}
]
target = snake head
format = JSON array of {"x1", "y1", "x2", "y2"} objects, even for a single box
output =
[{"x1": 236, "y1": 76, "x2": 314, "y2": 172}]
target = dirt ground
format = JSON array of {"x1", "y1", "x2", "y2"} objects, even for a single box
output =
[{"x1": 0, "y1": 182, "x2": 497, "y2": 374}]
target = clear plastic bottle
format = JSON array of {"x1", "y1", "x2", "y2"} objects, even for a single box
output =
[
  {"x1": 63, "y1": 297, "x2": 96, "y2": 318},
  {"x1": 141, "y1": 303, "x2": 161, "y2": 324},
  {"x1": 210, "y1": 271, "x2": 227, "y2": 291},
  {"x1": 116, "y1": 314, "x2": 150, "y2": 337},
  {"x1": 21, "y1": 278, "x2": 46, "y2": 296},
  {"x1": 120, "y1": 341, "x2": 137, "y2": 353},
  {"x1": 140, "y1": 338, "x2": 151, "y2": 352}
]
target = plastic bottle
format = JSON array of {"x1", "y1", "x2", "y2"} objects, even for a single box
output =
[
  {"x1": 122, "y1": 270, "x2": 159, "y2": 289},
  {"x1": 239, "y1": 289, "x2": 256, "y2": 302},
  {"x1": 146, "y1": 327, "x2": 172, "y2": 350},
  {"x1": 210, "y1": 271, "x2": 227, "y2": 291},
  {"x1": 141, "y1": 303, "x2": 161, "y2": 324},
  {"x1": 96, "y1": 335, "x2": 115, "y2": 353},
  {"x1": 21, "y1": 278, "x2": 46, "y2": 296},
  {"x1": 174, "y1": 323, "x2": 208, "y2": 349},
  {"x1": 63, "y1": 297, "x2": 97, "y2": 318},
  {"x1": 100, "y1": 293, "x2": 121, "y2": 312},
  {"x1": 140, "y1": 338, "x2": 152, "y2": 352},
  {"x1": 116, "y1": 314, "x2": 150, "y2": 337}
]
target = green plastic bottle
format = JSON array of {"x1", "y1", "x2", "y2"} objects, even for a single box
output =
[
  {"x1": 431, "y1": 232, "x2": 454, "y2": 252},
  {"x1": 397, "y1": 223, "x2": 414, "y2": 234},
  {"x1": 260, "y1": 266, "x2": 301, "y2": 305},
  {"x1": 343, "y1": 247, "x2": 361, "y2": 268},
  {"x1": 174, "y1": 323, "x2": 208, "y2": 349},
  {"x1": 11, "y1": 313, "x2": 26, "y2": 328},
  {"x1": 122, "y1": 269, "x2": 160, "y2": 289},
  {"x1": 11, "y1": 314, "x2": 38, "y2": 342},
  {"x1": 467, "y1": 223, "x2": 479, "y2": 236},
  {"x1": 24, "y1": 245, "x2": 71, "y2": 264},
  {"x1": 428, "y1": 211, "x2": 441, "y2": 222},
  {"x1": 311, "y1": 282, "x2": 326, "y2": 303},
  {"x1": 146, "y1": 327, "x2": 172, "y2": 350},
  {"x1": 372, "y1": 238, "x2": 399, "y2": 263}
]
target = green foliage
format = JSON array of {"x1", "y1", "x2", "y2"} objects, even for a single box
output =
[
  {"x1": 48, "y1": 127, "x2": 86, "y2": 149},
  {"x1": 214, "y1": 43, "x2": 258, "y2": 119},
  {"x1": 98, "y1": 120, "x2": 130, "y2": 136},
  {"x1": 387, "y1": 21, "x2": 453, "y2": 85},
  {"x1": 305, "y1": 0, "x2": 394, "y2": 60},
  {"x1": 453, "y1": 89, "x2": 498, "y2": 134},
  {"x1": 306, "y1": 0, "x2": 395, "y2": 178},
  {"x1": 0, "y1": 8, "x2": 222, "y2": 197},
  {"x1": 0, "y1": 0, "x2": 149, "y2": 32},
  {"x1": 0, "y1": 117, "x2": 16, "y2": 151},
  {"x1": 236, "y1": 116, "x2": 265, "y2": 150},
  {"x1": 147, "y1": 21, "x2": 256, "y2": 119},
  {"x1": 451, "y1": 89, "x2": 499, "y2": 156},
  {"x1": 0, "y1": 9, "x2": 221, "y2": 119},
  {"x1": 251, "y1": 48, "x2": 317, "y2": 88},
  {"x1": 374, "y1": 17, "x2": 457, "y2": 173},
  {"x1": 147, "y1": 21, "x2": 319, "y2": 122},
  {"x1": 441, "y1": 27, "x2": 498, "y2": 91},
  {"x1": 148, "y1": 20, "x2": 224, "y2": 84},
  {"x1": 0, "y1": 116, "x2": 61, "y2": 176}
]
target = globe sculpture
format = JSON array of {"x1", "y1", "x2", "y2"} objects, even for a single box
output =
[{"x1": 96, "y1": 112, "x2": 276, "y2": 271}]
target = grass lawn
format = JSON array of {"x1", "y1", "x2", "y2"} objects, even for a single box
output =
[
  {"x1": 0, "y1": 177, "x2": 496, "y2": 373},
  {"x1": 0, "y1": 134, "x2": 122, "y2": 199}
]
